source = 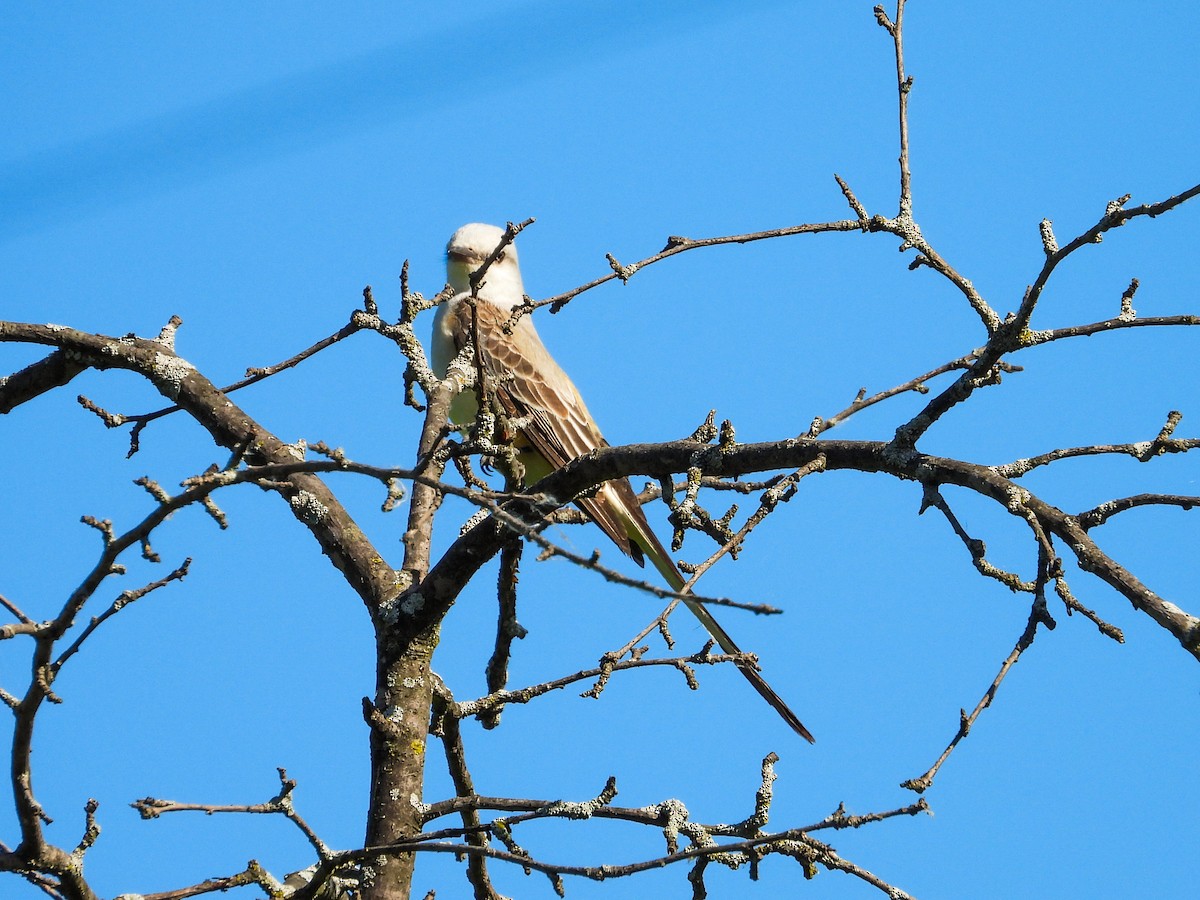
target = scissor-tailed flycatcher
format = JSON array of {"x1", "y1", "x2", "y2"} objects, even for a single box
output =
[{"x1": 431, "y1": 223, "x2": 813, "y2": 742}]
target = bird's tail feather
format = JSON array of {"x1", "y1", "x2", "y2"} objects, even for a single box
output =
[
  {"x1": 679, "y1": 594, "x2": 815, "y2": 743},
  {"x1": 631, "y1": 505, "x2": 816, "y2": 743}
]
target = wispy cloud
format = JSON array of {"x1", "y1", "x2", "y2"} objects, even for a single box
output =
[{"x1": 0, "y1": 0, "x2": 776, "y2": 243}]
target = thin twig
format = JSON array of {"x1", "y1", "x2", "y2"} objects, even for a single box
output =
[
  {"x1": 903, "y1": 596, "x2": 1055, "y2": 793},
  {"x1": 1078, "y1": 493, "x2": 1200, "y2": 530}
]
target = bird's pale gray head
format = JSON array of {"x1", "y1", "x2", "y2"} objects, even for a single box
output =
[{"x1": 446, "y1": 223, "x2": 524, "y2": 298}]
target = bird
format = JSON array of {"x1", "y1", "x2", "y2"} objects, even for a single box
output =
[{"x1": 431, "y1": 223, "x2": 813, "y2": 742}]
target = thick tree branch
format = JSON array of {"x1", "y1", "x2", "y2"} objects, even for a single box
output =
[
  {"x1": 413, "y1": 438, "x2": 1200, "y2": 659},
  {"x1": 0, "y1": 321, "x2": 401, "y2": 610}
]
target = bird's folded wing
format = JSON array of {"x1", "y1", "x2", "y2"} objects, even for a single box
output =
[{"x1": 449, "y1": 300, "x2": 641, "y2": 561}]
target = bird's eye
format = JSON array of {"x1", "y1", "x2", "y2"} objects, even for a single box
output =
[{"x1": 497, "y1": 251, "x2": 506, "y2": 261}]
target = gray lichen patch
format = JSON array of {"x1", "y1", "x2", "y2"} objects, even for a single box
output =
[
  {"x1": 288, "y1": 490, "x2": 329, "y2": 525},
  {"x1": 150, "y1": 353, "x2": 195, "y2": 399}
]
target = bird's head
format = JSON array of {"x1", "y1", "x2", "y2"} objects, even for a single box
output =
[{"x1": 446, "y1": 223, "x2": 525, "y2": 301}]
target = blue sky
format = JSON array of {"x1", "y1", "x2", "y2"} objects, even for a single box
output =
[{"x1": 2, "y1": 2, "x2": 1198, "y2": 898}]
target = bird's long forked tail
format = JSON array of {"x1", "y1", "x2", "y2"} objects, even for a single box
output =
[
  {"x1": 632, "y1": 508, "x2": 815, "y2": 743},
  {"x1": 679, "y1": 587, "x2": 816, "y2": 744}
]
